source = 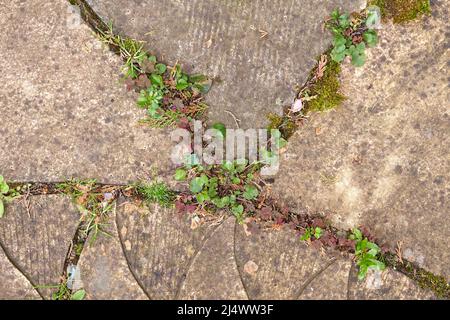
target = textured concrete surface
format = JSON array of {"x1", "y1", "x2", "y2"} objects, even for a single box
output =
[
  {"x1": 74, "y1": 202, "x2": 433, "y2": 300},
  {"x1": 88, "y1": 0, "x2": 365, "y2": 128},
  {"x1": 0, "y1": 195, "x2": 79, "y2": 299},
  {"x1": 234, "y1": 225, "x2": 332, "y2": 300},
  {"x1": 272, "y1": 0, "x2": 450, "y2": 279},
  {"x1": 115, "y1": 200, "x2": 219, "y2": 299},
  {"x1": 0, "y1": 246, "x2": 41, "y2": 300},
  {"x1": 76, "y1": 202, "x2": 148, "y2": 300},
  {"x1": 0, "y1": 0, "x2": 174, "y2": 184},
  {"x1": 347, "y1": 266, "x2": 435, "y2": 300},
  {"x1": 179, "y1": 217, "x2": 247, "y2": 300}
]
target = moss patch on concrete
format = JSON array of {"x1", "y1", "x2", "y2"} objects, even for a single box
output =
[
  {"x1": 382, "y1": 252, "x2": 450, "y2": 299},
  {"x1": 303, "y1": 54, "x2": 346, "y2": 113},
  {"x1": 370, "y1": 0, "x2": 431, "y2": 23}
]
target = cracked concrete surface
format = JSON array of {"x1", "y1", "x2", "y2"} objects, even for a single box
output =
[{"x1": 0, "y1": 0, "x2": 448, "y2": 300}]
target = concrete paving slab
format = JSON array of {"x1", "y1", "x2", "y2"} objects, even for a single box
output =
[
  {"x1": 0, "y1": 0, "x2": 174, "y2": 184},
  {"x1": 272, "y1": 0, "x2": 450, "y2": 279},
  {"x1": 0, "y1": 195, "x2": 79, "y2": 299},
  {"x1": 0, "y1": 245, "x2": 41, "y2": 300},
  {"x1": 179, "y1": 217, "x2": 248, "y2": 300},
  {"x1": 87, "y1": 0, "x2": 365, "y2": 128},
  {"x1": 115, "y1": 200, "x2": 220, "y2": 299},
  {"x1": 76, "y1": 202, "x2": 148, "y2": 300}
]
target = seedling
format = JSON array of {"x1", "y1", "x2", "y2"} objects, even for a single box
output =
[
  {"x1": 300, "y1": 226, "x2": 323, "y2": 241},
  {"x1": 174, "y1": 159, "x2": 263, "y2": 223},
  {"x1": 350, "y1": 228, "x2": 386, "y2": 280}
]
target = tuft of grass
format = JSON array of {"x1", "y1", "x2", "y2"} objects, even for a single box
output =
[
  {"x1": 303, "y1": 54, "x2": 346, "y2": 113},
  {"x1": 135, "y1": 182, "x2": 175, "y2": 208},
  {"x1": 369, "y1": 0, "x2": 431, "y2": 23}
]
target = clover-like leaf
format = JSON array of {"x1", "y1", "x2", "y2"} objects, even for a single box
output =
[
  {"x1": 174, "y1": 169, "x2": 187, "y2": 181},
  {"x1": 155, "y1": 63, "x2": 167, "y2": 75},
  {"x1": 363, "y1": 30, "x2": 378, "y2": 48},
  {"x1": 243, "y1": 185, "x2": 259, "y2": 200},
  {"x1": 70, "y1": 289, "x2": 86, "y2": 300}
]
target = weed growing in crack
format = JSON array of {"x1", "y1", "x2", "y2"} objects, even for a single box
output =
[
  {"x1": 97, "y1": 23, "x2": 211, "y2": 128},
  {"x1": 35, "y1": 281, "x2": 85, "y2": 300},
  {"x1": 300, "y1": 226, "x2": 323, "y2": 241},
  {"x1": 350, "y1": 228, "x2": 386, "y2": 280},
  {"x1": 174, "y1": 160, "x2": 263, "y2": 223},
  {"x1": 326, "y1": 8, "x2": 379, "y2": 67},
  {"x1": 0, "y1": 175, "x2": 20, "y2": 218},
  {"x1": 56, "y1": 179, "x2": 118, "y2": 245},
  {"x1": 134, "y1": 181, "x2": 175, "y2": 208}
]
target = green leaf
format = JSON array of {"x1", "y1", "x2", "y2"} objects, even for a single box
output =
[
  {"x1": 0, "y1": 200, "x2": 4, "y2": 218},
  {"x1": 314, "y1": 227, "x2": 323, "y2": 239},
  {"x1": 190, "y1": 176, "x2": 207, "y2": 193},
  {"x1": 350, "y1": 228, "x2": 363, "y2": 241},
  {"x1": 231, "y1": 177, "x2": 241, "y2": 184},
  {"x1": 71, "y1": 289, "x2": 86, "y2": 300},
  {"x1": 333, "y1": 35, "x2": 346, "y2": 48},
  {"x1": 231, "y1": 204, "x2": 244, "y2": 216},
  {"x1": 222, "y1": 161, "x2": 234, "y2": 172},
  {"x1": 212, "y1": 196, "x2": 230, "y2": 209},
  {"x1": 174, "y1": 169, "x2": 187, "y2": 181},
  {"x1": 176, "y1": 78, "x2": 189, "y2": 91},
  {"x1": 155, "y1": 63, "x2": 167, "y2": 74},
  {"x1": 148, "y1": 55, "x2": 157, "y2": 63},
  {"x1": 243, "y1": 185, "x2": 259, "y2": 200},
  {"x1": 363, "y1": 30, "x2": 378, "y2": 48},
  {"x1": 211, "y1": 123, "x2": 226, "y2": 139},
  {"x1": 300, "y1": 230, "x2": 311, "y2": 241},
  {"x1": 331, "y1": 48, "x2": 346, "y2": 62},
  {"x1": 0, "y1": 182, "x2": 9, "y2": 194},
  {"x1": 196, "y1": 191, "x2": 210, "y2": 204},
  {"x1": 189, "y1": 74, "x2": 213, "y2": 94},
  {"x1": 338, "y1": 14, "x2": 350, "y2": 28},
  {"x1": 349, "y1": 43, "x2": 367, "y2": 67},
  {"x1": 150, "y1": 74, "x2": 163, "y2": 86},
  {"x1": 366, "y1": 10, "x2": 379, "y2": 28}
]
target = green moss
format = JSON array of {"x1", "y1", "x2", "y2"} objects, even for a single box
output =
[
  {"x1": 303, "y1": 55, "x2": 346, "y2": 113},
  {"x1": 369, "y1": 0, "x2": 431, "y2": 23},
  {"x1": 267, "y1": 113, "x2": 298, "y2": 140},
  {"x1": 383, "y1": 252, "x2": 450, "y2": 299}
]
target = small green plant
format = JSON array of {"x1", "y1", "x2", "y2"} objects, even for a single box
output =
[
  {"x1": 326, "y1": 9, "x2": 379, "y2": 67},
  {"x1": 300, "y1": 227, "x2": 323, "y2": 241},
  {"x1": 175, "y1": 159, "x2": 263, "y2": 223},
  {"x1": 0, "y1": 176, "x2": 19, "y2": 218},
  {"x1": 57, "y1": 179, "x2": 115, "y2": 245},
  {"x1": 97, "y1": 22, "x2": 211, "y2": 128},
  {"x1": 350, "y1": 228, "x2": 386, "y2": 280},
  {"x1": 135, "y1": 181, "x2": 175, "y2": 208}
]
